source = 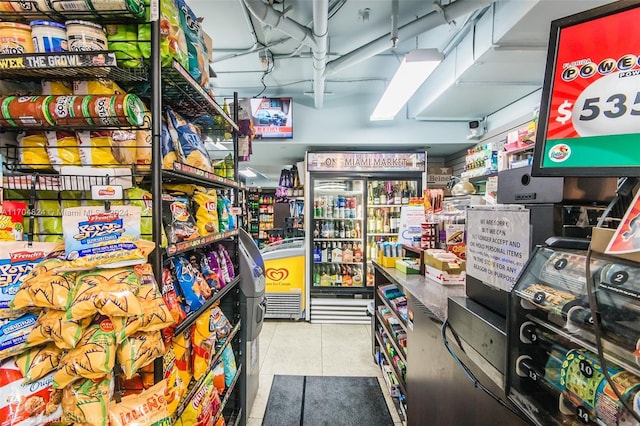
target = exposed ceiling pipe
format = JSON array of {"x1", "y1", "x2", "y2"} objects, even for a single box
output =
[
  {"x1": 325, "y1": 0, "x2": 494, "y2": 77},
  {"x1": 242, "y1": 0, "x2": 329, "y2": 109},
  {"x1": 391, "y1": 0, "x2": 399, "y2": 48}
]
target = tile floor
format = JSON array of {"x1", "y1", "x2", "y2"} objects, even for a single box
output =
[{"x1": 246, "y1": 320, "x2": 403, "y2": 426}]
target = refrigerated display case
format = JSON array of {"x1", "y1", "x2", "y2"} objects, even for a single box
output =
[{"x1": 305, "y1": 151, "x2": 426, "y2": 323}]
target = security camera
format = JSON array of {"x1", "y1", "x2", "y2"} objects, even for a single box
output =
[
  {"x1": 467, "y1": 119, "x2": 485, "y2": 139},
  {"x1": 468, "y1": 120, "x2": 480, "y2": 130}
]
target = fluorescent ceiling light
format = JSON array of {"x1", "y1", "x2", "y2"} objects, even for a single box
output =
[
  {"x1": 239, "y1": 169, "x2": 257, "y2": 177},
  {"x1": 370, "y1": 49, "x2": 444, "y2": 121}
]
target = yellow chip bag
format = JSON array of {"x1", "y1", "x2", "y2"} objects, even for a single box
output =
[
  {"x1": 18, "y1": 131, "x2": 50, "y2": 169},
  {"x1": 62, "y1": 206, "x2": 147, "y2": 270},
  {"x1": 54, "y1": 315, "x2": 118, "y2": 389},
  {"x1": 15, "y1": 343, "x2": 63, "y2": 383},
  {"x1": 42, "y1": 80, "x2": 73, "y2": 95},
  {"x1": 117, "y1": 331, "x2": 164, "y2": 379},
  {"x1": 77, "y1": 130, "x2": 120, "y2": 167},
  {"x1": 112, "y1": 129, "x2": 137, "y2": 165},
  {"x1": 73, "y1": 79, "x2": 125, "y2": 95},
  {"x1": 27, "y1": 310, "x2": 91, "y2": 350},
  {"x1": 108, "y1": 380, "x2": 170, "y2": 426},
  {"x1": 67, "y1": 267, "x2": 143, "y2": 321},
  {"x1": 125, "y1": 264, "x2": 174, "y2": 336},
  {"x1": 45, "y1": 131, "x2": 81, "y2": 169},
  {"x1": 193, "y1": 189, "x2": 219, "y2": 237},
  {"x1": 136, "y1": 110, "x2": 152, "y2": 168},
  {"x1": 62, "y1": 377, "x2": 111, "y2": 426},
  {"x1": 11, "y1": 269, "x2": 77, "y2": 312},
  {"x1": 191, "y1": 307, "x2": 216, "y2": 381},
  {"x1": 175, "y1": 370, "x2": 218, "y2": 426}
]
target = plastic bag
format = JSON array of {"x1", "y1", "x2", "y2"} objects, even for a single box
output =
[
  {"x1": 105, "y1": 24, "x2": 143, "y2": 68},
  {"x1": 194, "y1": 252, "x2": 222, "y2": 291},
  {"x1": 0, "y1": 314, "x2": 38, "y2": 362},
  {"x1": 18, "y1": 131, "x2": 50, "y2": 169},
  {"x1": 61, "y1": 377, "x2": 111, "y2": 426},
  {"x1": 193, "y1": 189, "x2": 219, "y2": 236},
  {"x1": 0, "y1": 201, "x2": 25, "y2": 241},
  {"x1": 26, "y1": 310, "x2": 90, "y2": 350},
  {"x1": 15, "y1": 343, "x2": 62, "y2": 383},
  {"x1": 162, "y1": 194, "x2": 199, "y2": 245},
  {"x1": 45, "y1": 131, "x2": 80, "y2": 169},
  {"x1": 176, "y1": 0, "x2": 208, "y2": 86},
  {"x1": 161, "y1": 264, "x2": 187, "y2": 328},
  {"x1": 125, "y1": 264, "x2": 174, "y2": 335},
  {"x1": 108, "y1": 380, "x2": 171, "y2": 426},
  {"x1": 11, "y1": 268, "x2": 77, "y2": 312},
  {"x1": 111, "y1": 129, "x2": 138, "y2": 165},
  {"x1": 171, "y1": 256, "x2": 210, "y2": 313},
  {"x1": 77, "y1": 130, "x2": 120, "y2": 167},
  {"x1": 221, "y1": 346, "x2": 237, "y2": 387},
  {"x1": 191, "y1": 307, "x2": 216, "y2": 380},
  {"x1": 36, "y1": 192, "x2": 63, "y2": 243},
  {"x1": 210, "y1": 306, "x2": 231, "y2": 340},
  {"x1": 175, "y1": 370, "x2": 218, "y2": 426},
  {"x1": 217, "y1": 244, "x2": 235, "y2": 281},
  {"x1": 117, "y1": 331, "x2": 164, "y2": 379},
  {"x1": 161, "y1": 119, "x2": 177, "y2": 170},
  {"x1": 166, "y1": 107, "x2": 212, "y2": 172}
]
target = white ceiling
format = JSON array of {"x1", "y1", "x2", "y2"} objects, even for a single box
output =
[{"x1": 188, "y1": 0, "x2": 613, "y2": 186}]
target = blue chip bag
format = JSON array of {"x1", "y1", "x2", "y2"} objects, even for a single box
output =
[
  {"x1": 161, "y1": 120, "x2": 177, "y2": 170},
  {"x1": 166, "y1": 107, "x2": 212, "y2": 173},
  {"x1": 171, "y1": 256, "x2": 210, "y2": 313},
  {"x1": 0, "y1": 313, "x2": 38, "y2": 361},
  {"x1": 221, "y1": 346, "x2": 237, "y2": 387}
]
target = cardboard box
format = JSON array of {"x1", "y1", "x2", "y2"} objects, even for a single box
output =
[
  {"x1": 395, "y1": 259, "x2": 420, "y2": 274},
  {"x1": 590, "y1": 227, "x2": 640, "y2": 263},
  {"x1": 380, "y1": 256, "x2": 400, "y2": 268},
  {"x1": 423, "y1": 250, "x2": 465, "y2": 273},
  {"x1": 425, "y1": 264, "x2": 466, "y2": 285}
]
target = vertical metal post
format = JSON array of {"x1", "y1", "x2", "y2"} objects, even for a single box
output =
[{"x1": 150, "y1": 16, "x2": 164, "y2": 385}]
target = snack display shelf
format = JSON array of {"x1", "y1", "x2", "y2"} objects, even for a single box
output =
[
  {"x1": 163, "y1": 162, "x2": 239, "y2": 189},
  {"x1": 172, "y1": 277, "x2": 241, "y2": 336},
  {"x1": 375, "y1": 311, "x2": 408, "y2": 361},
  {"x1": 374, "y1": 331, "x2": 407, "y2": 396},
  {"x1": 162, "y1": 60, "x2": 238, "y2": 130},
  {"x1": 314, "y1": 238, "x2": 362, "y2": 242},
  {"x1": 376, "y1": 289, "x2": 408, "y2": 332},
  {"x1": 0, "y1": 51, "x2": 148, "y2": 82},
  {"x1": 3, "y1": 169, "x2": 136, "y2": 191},
  {"x1": 227, "y1": 409, "x2": 243, "y2": 426},
  {"x1": 0, "y1": 2, "x2": 147, "y2": 23},
  {"x1": 171, "y1": 320, "x2": 242, "y2": 422},
  {"x1": 213, "y1": 364, "x2": 243, "y2": 424},
  {"x1": 165, "y1": 229, "x2": 239, "y2": 257}
]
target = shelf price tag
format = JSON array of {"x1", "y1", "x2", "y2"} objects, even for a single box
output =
[{"x1": 91, "y1": 185, "x2": 123, "y2": 201}]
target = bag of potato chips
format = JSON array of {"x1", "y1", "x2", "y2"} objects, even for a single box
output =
[
  {"x1": 26, "y1": 310, "x2": 90, "y2": 350},
  {"x1": 193, "y1": 189, "x2": 219, "y2": 237},
  {"x1": 108, "y1": 380, "x2": 171, "y2": 426},
  {"x1": 77, "y1": 130, "x2": 120, "y2": 167},
  {"x1": 11, "y1": 268, "x2": 77, "y2": 312},
  {"x1": 171, "y1": 256, "x2": 209, "y2": 313},
  {"x1": 15, "y1": 343, "x2": 63, "y2": 383},
  {"x1": 54, "y1": 315, "x2": 119, "y2": 389},
  {"x1": 175, "y1": 370, "x2": 218, "y2": 426},
  {"x1": 166, "y1": 107, "x2": 212, "y2": 172},
  {"x1": 117, "y1": 331, "x2": 164, "y2": 380},
  {"x1": 62, "y1": 377, "x2": 111, "y2": 426},
  {"x1": 67, "y1": 267, "x2": 143, "y2": 321},
  {"x1": 0, "y1": 314, "x2": 38, "y2": 362},
  {"x1": 191, "y1": 308, "x2": 216, "y2": 381},
  {"x1": 18, "y1": 131, "x2": 50, "y2": 169},
  {"x1": 125, "y1": 264, "x2": 174, "y2": 336}
]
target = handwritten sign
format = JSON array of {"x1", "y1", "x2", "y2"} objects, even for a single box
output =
[{"x1": 466, "y1": 206, "x2": 530, "y2": 292}]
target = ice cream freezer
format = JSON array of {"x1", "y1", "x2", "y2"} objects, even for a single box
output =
[{"x1": 260, "y1": 238, "x2": 306, "y2": 320}]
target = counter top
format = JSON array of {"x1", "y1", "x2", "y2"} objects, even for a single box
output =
[{"x1": 373, "y1": 263, "x2": 466, "y2": 322}]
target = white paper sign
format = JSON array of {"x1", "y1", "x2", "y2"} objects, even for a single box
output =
[
  {"x1": 466, "y1": 206, "x2": 530, "y2": 292},
  {"x1": 398, "y1": 206, "x2": 425, "y2": 246}
]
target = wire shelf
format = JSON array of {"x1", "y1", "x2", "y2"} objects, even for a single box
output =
[
  {"x1": 0, "y1": 0, "x2": 146, "y2": 23},
  {"x1": 0, "y1": 51, "x2": 148, "y2": 82}
]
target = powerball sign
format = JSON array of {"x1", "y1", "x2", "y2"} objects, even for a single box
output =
[{"x1": 542, "y1": 6, "x2": 640, "y2": 169}]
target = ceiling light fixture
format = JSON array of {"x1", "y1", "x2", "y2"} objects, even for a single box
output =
[
  {"x1": 370, "y1": 49, "x2": 444, "y2": 121},
  {"x1": 239, "y1": 169, "x2": 257, "y2": 178}
]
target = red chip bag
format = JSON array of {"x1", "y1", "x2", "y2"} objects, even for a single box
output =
[{"x1": 161, "y1": 265, "x2": 186, "y2": 333}]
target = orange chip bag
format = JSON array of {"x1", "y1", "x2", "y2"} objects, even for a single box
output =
[
  {"x1": 15, "y1": 343, "x2": 63, "y2": 383},
  {"x1": 61, "y1": 377, "x2": 111, "y2": 426},
  {"x1": 67, "y1": 267, "x2": 143, "y2": 321},
  {"x1": 53, "y1": 315, "x2": 119, "y2": 389},
  {"x1": 11, "y1": 269, "x2": 77, "y2": 312},
  {"x1": 108, "y1": 380, "x2": 170, "y2": 426},
  {"x1": 27, "y1": 310, "x2": 90, "y2": 350},
  {"x1": 117, "y1": 331, "x2": 164, "y2": 380},
  {"x1": 191, "y1": 307, "x2": 216, "y2": 381}
]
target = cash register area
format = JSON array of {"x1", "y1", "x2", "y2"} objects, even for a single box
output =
[{"x1": 246, "y1": 320, "x2": 402, "y2": 426}]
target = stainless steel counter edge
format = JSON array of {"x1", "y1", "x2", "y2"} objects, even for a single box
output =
[{"x1": 373, "y1": 262, "x2": 466, "y2": 322}]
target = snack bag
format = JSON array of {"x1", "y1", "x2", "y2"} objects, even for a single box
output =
[
  {"x1": 36, "y1": 192, "x2": 63, "y2": 243},
  {"x1": 26, "y1": 310, "x2": 90, "y2": 350},
  {"x1": 161, "y1": 265, "x2": 187, "y2": 328},
  {"x1": 0, "y1": 360, "x2": 63, "y2": 425},
  {"x1": 161, "y1": 121, "x2": 177, "y2": 170},
  {"x1": 0, "y1": 313, "x2": 38, "y2": 362},
  {"x1": 117, "y1": 331, "x2": 164, "y2": 379},
  {"x1": 221, "y1": 346, "x2": 237, "y2": 387},
  {"x1": 41, "y1": 80, "x2": 72, "y2": 95},
  {"x1": 111, "y1": 129, "x2": 138, "y2": 165},
  {"x1": 0, "y1": 201, "x2": 26, "y2": 241},
  {"x1": 193, "y1": 189, "x2": 219, "y2": 237},
  {"x1": 171, "y1": 256, "x2": 210, "y2": 313},
  {"x1": 108, "y1": 380, "x2": 171, "y2": 426},
  {"x1": 105, "y1": 24, "x2": 143, "y2": 69},
  {"x1": 208, "y1": 249, "x2": 230, "y2": 286},
  {"x1": 212, "y1": 361, "x2": 225, "y2": 395},
  {"x1": 18, "y1": 131, "x2": 50, "y2": 169},
  {"x1": 217, "y1": 244, "x2": 235, "y2": 281},
  {"x1": 175, "y1": 370, "x2": 217, "y2": 426},
  {"x1": 192, "y1": 253, "x2": 221, "y2": 291},
  {"x1": 73, "y1": 79, "x2": 126, "y2": 96},
  {"x1": 0, "y1": 241, "x2": 57, "y2": 318},
  {"x1": 166, "y1": 107, "x2": 212, "y2": 172},
  {"x1": 176, "y1": 0, "x2": 207, "y2": 86},
  {"x1": 217, "y1": 197, "x2": 229, "y2": 232},
  {"x1": 162, "y1": 194, "x2": 199, "y2": 244},
  {"x1": 15, "y1": 344, "x2": 62, "y2": 383},
  {"x1": 53, "y1": 315, "x2": 118, "y2": 389},
  {"x1": 45, "y1": 131, "x2": 81, "y2": 169},
  {"x1": 125, "y1": 264, "x2": 174, "y2": 336},
  {"x1": 191, "y1": 307, "x2": 217, "y2": 380},
  {"x1": 125, "y1": 187, "x2": 159, "y2": 244},
  {"x1": 62, "y1": 205, "x2": 146, "y2": 270},
  {"x1": 77, "y1": 130, "x2": 120, "y2": 167},
  {"x1": 11, "y1": 268, "x2": 77, "y2": 312},
  {"x1": 68, "y1": 267, "x2": 143, "y2": 321},
  {"x1": 210, "y1": 306, "x2": 231, "y2": 340},
  {"x1": 162, "y1": 344, "x2": 185, "y2": 416},
  {"x1": 61, "y1": 377, "x2": 111, "y2": 426}
]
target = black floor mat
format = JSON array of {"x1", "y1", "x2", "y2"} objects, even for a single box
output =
[{"x1": 262, "y1": 375, "x2": 393, "y2": 426}]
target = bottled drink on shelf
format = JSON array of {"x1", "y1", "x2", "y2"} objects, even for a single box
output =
[
  {"x1": 331, "y1": 242, "x2": 343, "y2": 263},
  {"x1": 367, "y1": 208, "x2": 375, "y2": 231},
  {"x1": 342, "y1": 265, "x2": 353, "y2": 286},
  {"x1": 339, "y1": 220, "x2": 345, "y2": 238},
  {"x1": 313, "y1": 243, "x2": 321, "y2": 263},
  {"x1": 313, "y1": 222, "x2": 320, "y2": 238},
  {"x1": 320, "y1": 265, "x2": 331, "y2": 286},
  {"x1": 354, "y1": 243, "x2": 363, "y2": 262},
  {"x1": 366, "y1": 264, "x2": 375, "y2": 286},
  {"x1": 393, "y1": 183, "x2": 401, "y2": 205},
  {"x1": 313, "y1": 265, "x2": 320, "y2": 286},
  {"x1": 338, "y1": 196, "x2": 346, "y2": 218},
  {"x1": 373, "y1": 183, "x2": 380, "y2": 204},
  {"x1": 335, "y1": 264, "x2": 343, "y2": 286},
  {"x1": 401, "y1": 182, "x2": 409, "y2": 204},
  {"x1": 375, "y1": 209, "x2": 383, "y2": 233},
  {"x1": 330, "y1": 264, "x2": 338, "y2": 285},
  {"x1": 352, "y1": 266, "x2": 364, "y2": 286},
  {"x1": 354, "y1": 222, "x2": 361, "y2": 239},
  {"x1": 321, "y1": 242, "x2": 328, "y2": 263},
  {"x1": 343, "y1": 243, "x2": 353, "y2": 263},
  {"x1": 383, "y1": 209, "x2": 390, "y2": 233},
  {"x1": 379, "y1": 186, "x2": 387, "y2": 205},
  {"x1": 367, "y1": 182, "x2": 374, "y2": 204}
]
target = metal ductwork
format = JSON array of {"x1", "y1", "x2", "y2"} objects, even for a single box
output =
[{"x1": 244, "y1": 0, "x2": 493, "y2": 109}]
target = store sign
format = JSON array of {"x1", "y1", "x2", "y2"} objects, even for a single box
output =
[
  {"x1": 0, "y1": 52, "x2": 117, "y2": 70},
  {"x1": 427, "y1": 167, "x2": 452, "y2": 186},
  {"x1": 398, "y1": 206, "x2": 425, "y2": 247},
  {"x1": 466, "y1": 206, "x2": 530, "y2": 292},
  {"x1": 538, "y1": 5, "x2": 640, "y2": 170},
  {"x1": 307, "y1": 152, "x2": 426, "y2": 173}
]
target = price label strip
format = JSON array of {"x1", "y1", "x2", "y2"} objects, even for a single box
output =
[{"x1": 541, "y1": 6, "x2": 640, "y2": 169}]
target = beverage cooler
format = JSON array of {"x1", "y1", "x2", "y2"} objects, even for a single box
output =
[{"x1": 305, "y1": 151, "x2": 426, "y2": 323}]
